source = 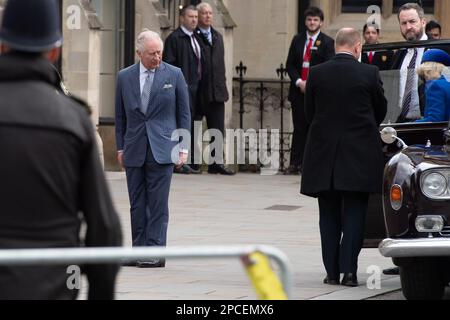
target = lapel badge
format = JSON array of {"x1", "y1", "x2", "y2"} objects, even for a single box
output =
[{"x1": 315, "y1": 40, "x2": 321, "y2": 47}]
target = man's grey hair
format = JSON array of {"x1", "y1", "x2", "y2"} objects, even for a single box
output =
[
  {"x1": 197, "y1": 2, "x2": 213, "y2": 12},
  {"x1": 398, "y1": 2, "x2": 425, "y2": 20},
  {"x1": 136, "y1": 29, "x2": 164, "y2": 53},
  {"x1": 335, "y1": 28, "x2": 361, "y2": 48}
]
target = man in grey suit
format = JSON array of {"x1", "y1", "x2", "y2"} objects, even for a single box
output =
[{"x1": 115, "y1": 30, "x2": 191, "y2": 268}]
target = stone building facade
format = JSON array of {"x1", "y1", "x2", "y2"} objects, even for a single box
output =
[{"x1": 1, "y1": 0, "x2": 448, "y2": 170}]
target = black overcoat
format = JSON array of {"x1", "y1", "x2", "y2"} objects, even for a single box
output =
[
  {"x1": 300, "y1": 54, "x2": 387, "y2": 197},
  {"x1": 196, "y1": 27, "x2": 229, "y2": 103}
]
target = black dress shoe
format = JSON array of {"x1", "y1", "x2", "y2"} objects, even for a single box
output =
[
  {"x1": 187, "y1": 165, "x2": 202, "y2": 174},
  {"x1": 208, "y1": 164, "x2": 235, "y2": 175},
  {"x1": 323, "y1": 275, "x2": 340, "y2": 285},
  {"x1": 284, "y1": 165, "x2": 300, "y2": 175},
  {"x1": 383, "y1": 267, "x2": 399, "y2": 275},
  {"x1": 341, "y1": 273, "x2": 358, "y2": 287},
  {"x1": 136, "y1": 258, "x2": 166, "y2": 268}
]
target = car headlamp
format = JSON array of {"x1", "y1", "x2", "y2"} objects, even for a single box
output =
[{"x1": 421, "y1": 172, "x2": 448, "y2": 199}]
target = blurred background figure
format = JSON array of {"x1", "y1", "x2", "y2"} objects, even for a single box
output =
[
  {"x1": 426, "y1": 20, "x2": 442, "y2": 39},
  {"x1": 361, "y1": 23, "x2": 394, "y2": 71}
]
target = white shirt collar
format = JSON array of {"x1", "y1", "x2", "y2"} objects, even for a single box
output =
[{"x1": 181, "y1": 25, "x2": 194, "y2": 36}]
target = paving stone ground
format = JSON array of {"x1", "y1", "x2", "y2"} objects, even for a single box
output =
[{"x1": 79, "y1": 172, "x2": 400, "y2": 300}]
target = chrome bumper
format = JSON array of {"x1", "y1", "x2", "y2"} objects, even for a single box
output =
[{"x1": 379, "y1": 238, "x2": 450, "y2": 258}]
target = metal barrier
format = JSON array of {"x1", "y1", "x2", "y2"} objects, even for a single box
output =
[{"x1": 0, "y1": 245, "x2": 293, "y2": 299}]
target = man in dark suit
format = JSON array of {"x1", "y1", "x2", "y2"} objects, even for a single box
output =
[
  {"x1": 195, "y1": 2, "x2": 234, "y2": 175},
  {"x1": 361, "y1": 23, "x2": 394, "y2": 71},
  {"x1": 301, "y1": 28, "x2": 387, "y2": 286},
  {"x1": 164, "y1": 5, "x2": 203, "y2": 174},
  {"x1": 0, "y1": 0, "x2": 122, "y2": 299},
  {"x1": 285, "y1": 6, "x2": 335, "y2": 175},
  {"x1": 115, "y1": 30, "x2": 191, "y2": 268},
  {"x1": 391, "y1": 3, "x2": 428, "y2": 123}
]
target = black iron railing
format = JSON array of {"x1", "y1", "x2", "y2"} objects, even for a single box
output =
[{"x1": 233, "y1": 62, "x2": 292, "y2": 172}]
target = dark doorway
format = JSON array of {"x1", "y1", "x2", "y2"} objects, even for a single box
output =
[{"x1": 298, "y1": 0, "x2": 311, "y2": 35}]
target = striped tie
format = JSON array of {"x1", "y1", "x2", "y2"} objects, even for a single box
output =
[{"x1": 399, "y1": 48, "x2": 418, "y2": 121}]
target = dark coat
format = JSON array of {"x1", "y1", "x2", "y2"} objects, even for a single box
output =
[
  {"x1": 163, "y1": 28, "x2": 203, "y2": 96},
  {"x1": 361, "y1": 50, "x2": 394, "y2": 71},
  {"x1": 0, "y1": 53, "x2": 122, "y2": 300},
  {"x1": 301, "y1": 54, "x2": 387, "y2": 197},
  {"x1": 286, "y1": 32, "x2": 335, "y2": 104},
  {"x1": 196, "y1": 27, "x2": 229, "y2": 103}
]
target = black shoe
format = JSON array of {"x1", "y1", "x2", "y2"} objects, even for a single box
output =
[
  {"x1": 136, "y1": 258, "x2": 166, "y2": 268},
  {"x1": 323, "y1": 275, "x2": 340, "y2": 285},
  {"x1": 284, "y1": 165, "x2": 300, "y2": 175},
  {"x1": 208, "y1": 164, "x2": 235, "y2": 175},
  {"x1": 383, "y1": 267, "x2": 399, "y2": 275},
  {"x1": 187, "y1": 164, "x2": 202, "y2": 174},
  {"x1": 341, "y1": 273, "x2": 358, "y2": 287}
]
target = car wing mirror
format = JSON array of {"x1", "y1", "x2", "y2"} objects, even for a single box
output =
[{"x1": 380, "y1": 127, "x2": 408, "y2": 149}]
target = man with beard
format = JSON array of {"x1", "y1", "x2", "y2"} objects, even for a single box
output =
[
  {"x1": 285, "y1": 6, "x2": 335, "y2": 175},
  {"x1": 361, "y1": 23, "x2": 394, "y2": 71},
  {"x1": 391, "y1": 3, "x2": 428, "y2": 123}
]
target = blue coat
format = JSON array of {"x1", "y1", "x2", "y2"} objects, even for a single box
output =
[
  {"x1": 416, "y1": 75, "x2": 450, "y2": 123},
  {"x1": 115, "y1": 62, "x2": 191, "y2": 166}
]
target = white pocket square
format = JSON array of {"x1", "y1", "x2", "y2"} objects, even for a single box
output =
[{"x1": 163, "y1": 84, "x2": 173, "y2": 89}]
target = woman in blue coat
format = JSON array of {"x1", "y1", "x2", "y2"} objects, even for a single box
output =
[{"x1": 416, "y1": 49, "x2": 450, "y2": 123}]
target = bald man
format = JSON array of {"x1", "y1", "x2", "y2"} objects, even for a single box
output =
[{"x1": 301, "y1": 28, "x2": 387, "y2": 287}]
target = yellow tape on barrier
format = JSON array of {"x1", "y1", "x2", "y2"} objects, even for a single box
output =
[{"x1": 242, "y1": 252, "x2": 288, "y2": 300}]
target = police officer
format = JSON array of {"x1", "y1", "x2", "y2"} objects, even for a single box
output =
[{"x1": 0, "y1": 0, "x2": 122, "y2": 299}]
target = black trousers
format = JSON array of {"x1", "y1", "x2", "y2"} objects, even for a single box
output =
[
  {"x1": 318, "y1": 190, "x2": 369, "y2": 278},
  {"x1": 193, "y1": 100, "x2": 225, "y2": 166},
  {"x1": 289, "y1": 98, "x2": 309, "y2": 168}
]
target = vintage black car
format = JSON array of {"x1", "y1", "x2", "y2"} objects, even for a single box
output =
[{"x1": 362, "y1": 40, "x2": 450, "y2": 300}]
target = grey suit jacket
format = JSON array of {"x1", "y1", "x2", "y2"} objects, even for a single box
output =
[{"x1": 115, "y1": 62, "x2": 191, "y2": 166}]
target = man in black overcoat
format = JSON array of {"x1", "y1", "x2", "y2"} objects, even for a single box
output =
[
  {"x1": 163, "y1": 5, "x2": 203, "y2": 174},
  {"x1": 301, "y1": 28, "x2": 387, "y2": 287},
  {"x1": 285, "y1": 6, "x2": 335, "y2": 175},
  {"x1": 195, "y1": 2, "x2": 234, "y2": 175}
]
